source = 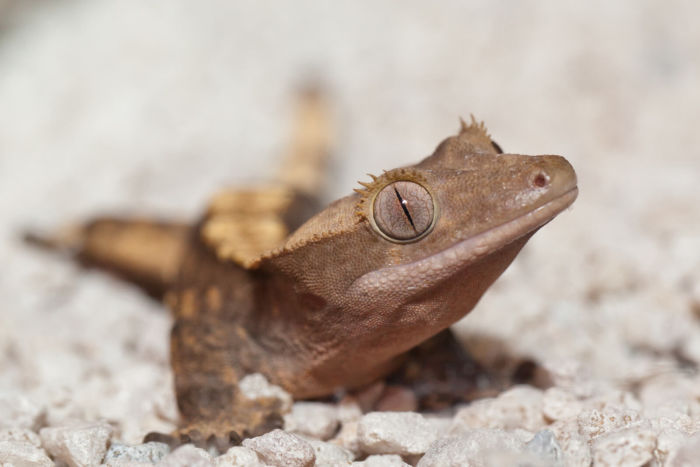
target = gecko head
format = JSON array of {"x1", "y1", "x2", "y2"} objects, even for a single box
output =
[{"x1": 265, "y1": 119, "x2": 577, "y2": 349}]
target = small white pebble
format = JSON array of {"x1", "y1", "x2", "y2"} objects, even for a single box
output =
[
  {"x1": 548, "y1": 419, "x2": 592, "y2": 467},
  {"x1": 242, "y1": 429, "x2": 315, "y2": 467},
  {"x1": 416, "y1": 429, "x2": 525, "y2": 467},
  {"x1": 104, "y1": 441, "x2": 170, "y2": 465},
  {"x1": 358, "y1": 412, "x2": 438, "y2": 456},
  {"x1": 450, "y1": 385, "x2": 545, "y2": 433},
  {"x1": 336, "y1": 398, "x2": 363, "y2": 423},
  {"x1": 577, "y1": 406, "x2": 642, "y2": 440},
  {"x1": 656, "y1": 428, "x2": 694, "y2": 466},
  {"x1": 284, "y1": 402, "x2": 339, "y2": 440},
  {"x1": 39, "y1": 420, "x2": 113, "y2": 467},
  {"x1": 591, "y1": 425, "x2": 656, "y2": 467},
  {"x1": 588, "y1": 390, "x2": 642, "y2": 412},
  {"x1": 542, "y1": 387, "x2": 583, "y2": 422},
  {"x1": 306, "y1": 438, "x2": 354, "y2": 466},
  {"x1": 214, "y1": 445, "x2": 264, "y2": 467},
  {"x1": 157, "y1": 444, "x2": 212, "y2": 467},
  {"x1": 525, "y1": 429, "x2": 565, "y2": 466},
  {"x1": 331, "y1": 419, "x2": 361, "y2": 456},
  {"x1": 0, "y1": 394, "x2": 44, "y2": 431},
  {"x1": 0, "y1": 440, "x2": 53, "y2": 467},
  {"x1": 0, "y1": 428, "x2": 42, "y2": 447},
  {"x1": 667, "y1": 432, "x2": 700, "y2": 467}
]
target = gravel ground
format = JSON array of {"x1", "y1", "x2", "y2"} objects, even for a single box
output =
[{"x1": 1, "y1": 1, "x2": 699, "y2": 466}]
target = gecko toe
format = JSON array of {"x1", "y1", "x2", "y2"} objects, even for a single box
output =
[
  {"x1": 145, "y1": 423, "x2": 247, "y2": 455},
  {"x1": 179, "y1": 428, "x2": 204, "y2": 447},
  {"x1": 206, "y1": 431, "x2": 242, "y2": 453},
  {"x1": 228, "y1": 430, "x2": 243, "y2": 446},
  {"x1": 143, "y1": 431, "x2": 179, "y2": 449},
  {"x1": 144, "y1": 427, "x2": 239, "y2": 453}
]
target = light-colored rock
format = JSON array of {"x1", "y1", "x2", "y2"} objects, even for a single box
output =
[
  {"x1": 417, "y1": 429, "x2": 525, "y2": 467},
  {"x1": 0, "y1": 394, "x2": 44, "y2": 430},
  {"x1": 306, "y1": 438, "x2": 354, "y2": 466},
  {"x1": 238, "y1": 374, "x2": 293, "y2": 413},
  {"x1": 157, "y1": 444, "x2": 212, "y2": 467},
  {"x1": 104, "y1": 441, "x2": 170, "y2": 465},
  {"x1": 639, "y1": 374, "x2": 700, "y2": 418},
  {"x1": 656, "y1": 428, "x2": 693, "y2": 466},
  {"x1": 449, "y1": 397, "x2": 497, "y2": 432},
  {"x1": 450, "y1": 385, "x2": 545, "y2": 433},
  {"x1": 591, "y1": 425, "x2": 656, "y2": 467},
  {"x1": 375, "y1": 387, "x2": 417, "y2": 413},
  {"x1": 645, "y1": 400, "x2": 697, "y2": 433},
  {"x1": 351, "y1": 454, "x2": 410, "y2": 466},
  {"x1": 357, "y1": 412, "x2": 438, "y2": 456},
  {"x1": 39, "y1": 420, "x2": 113, "y2": 467},
  {"x1": 423, "y1": 415, "x2": 452, "y2": 439},
  {"x1": 548, "y1": 420, "x2": 592, "y2": 467},
  {"x1": 667, "y1": 432, "x2": 700, "y2": 467},
  {"x1": 40, "y1": 386, "x2": 86, "y2": 431},
  {"x1": 542, "y1": 387, "x2": 583, "y2": 422},
  {"x1": 511, "y1": 428, "x2": 536, "y2": 444},
  {"x1": 0, "y1": 428, "x2": 41, "y2": 447},
  {"x1": 332, "y1": 420, "x2": 361, "y2": 456},
  {"x1": 492, "y1": 385, "x2": 546, "y2": 431},
  {"x1": 0, "y1": 440, "x2": 53, "y2": 467},
  {"x1": 214, "y1": 446, "x2": 265, "y2": 467},
  {"x1": 242, "y1": 429, "x2": 315, "y2": 467},
  {"x1": 577, "y1": 406, "x2": 642, "y2": 440},
  {"x1": 621, "y1": 292, "x2": 692, "y2": 356},
  {"x1": 488, "y1": 451, "x2": 553, "y2": 466},
  {"x1": 540, "y1": 359, "x2": 596, "y2": 399},
  {"x1": 284, "y1": 402, "x2": 339, "y2": 440},
  {"x1": 526, "y1": 430, "x2": 564, "y2": 467},
  {"x1": 336, "y1": 399, "x2": 363, "y2": 424},
  {"x1": 588, "y1": 390, "x2": 643, "y2": 413}
]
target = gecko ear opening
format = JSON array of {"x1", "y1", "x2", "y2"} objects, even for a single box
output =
[{"x1": 370, "y1": 180, "x2": 438, "y2": 243}]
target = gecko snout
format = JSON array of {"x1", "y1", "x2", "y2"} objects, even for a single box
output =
[{"x1": 532, "y1": 155, "x2": 578, "y2": 200}]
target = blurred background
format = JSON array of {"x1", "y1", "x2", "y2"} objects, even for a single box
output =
[{"x1": 0, "y1": 0, "x2": 698, "y2": 443}]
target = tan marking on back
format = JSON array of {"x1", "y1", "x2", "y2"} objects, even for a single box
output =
[
  {"x1": 179, "y1": 289, "x2": 198, "y2": 319},
  {"x1": 164, "y1": 290, "x2": 178, "y2": 309},
  {"x1": 207, "y1": 186, "x2": 294, "y2": 216},
  {"x1": 200, "y1": 87, "x2": 333, "y2": 270},
  {"x1": 235, "y1": 326, "x2": 249, "y2": 340},
  {"x1": 201, "y1": 187, "x2": 293, "y2": 268},
  {"x1": 205, "y1": 286, "x2": 223, "y2": 311}
]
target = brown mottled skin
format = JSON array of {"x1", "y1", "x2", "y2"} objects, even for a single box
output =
[{"x1": 27, "y1": 90, "x2": 577, "y2": 448}]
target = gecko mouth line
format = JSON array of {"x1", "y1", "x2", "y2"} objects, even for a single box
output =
[
  {"x1": 469, "y1": 186, "x2": 580, "y2": 256},
  {"x1": 350, "y1": 186, "x2": 578, "y2": 296}
]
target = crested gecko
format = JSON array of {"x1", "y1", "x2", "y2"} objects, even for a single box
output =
[{"x1": 28, "y1": 88, "x2": 577, "y2": 450}]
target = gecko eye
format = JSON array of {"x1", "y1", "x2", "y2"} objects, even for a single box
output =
[{"x1": 372, "y1": 181, "x2": 436, "y2": 242}]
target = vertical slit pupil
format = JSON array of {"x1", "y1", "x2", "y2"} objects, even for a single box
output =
[{"x1": 393, "y1": 186, "x2": 417, "y2": 231}]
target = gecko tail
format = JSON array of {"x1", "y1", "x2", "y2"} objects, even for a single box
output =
[
  {"x1": 23, "y1": 224, "x2": 86, "y2": 254},
  {"x1": 24, "y1": 218, "x2": 191, "y2": 299}
]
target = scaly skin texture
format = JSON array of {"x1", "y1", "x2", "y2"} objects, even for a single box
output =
[{"x1": 28, "y1": 91, "x2": 577, "y2": 448}]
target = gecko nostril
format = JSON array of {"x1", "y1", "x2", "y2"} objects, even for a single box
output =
[{"x1": 532, "y1": 172, "x2": 549, "y2": 188}]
